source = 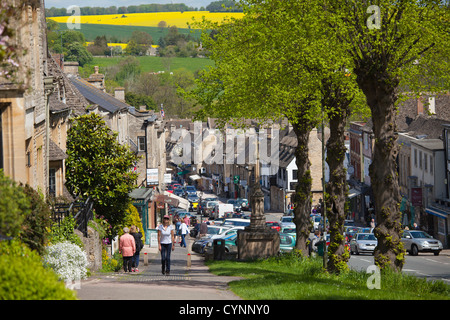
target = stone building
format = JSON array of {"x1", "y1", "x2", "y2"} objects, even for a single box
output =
[{"x1": 0, "y1": 0, "x2": 50, "y2": 194}]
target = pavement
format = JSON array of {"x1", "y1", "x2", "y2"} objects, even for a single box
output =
[{"x1": 75, "y1": 236, "x2": 243, "y2": 300}]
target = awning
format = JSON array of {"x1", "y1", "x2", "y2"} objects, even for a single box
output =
[
  {"x1": 347, "y1": 188, "x2": 361, "y2": 199},
  {"x1": 425, "y1": 206, "x2": 449, "y2": 219},
  {"x1": 189, "y1": 174, "x2": 201, "y2": 180},
  {"x1": 163, "y1": 191, "x2": 189, "y2": 210}
]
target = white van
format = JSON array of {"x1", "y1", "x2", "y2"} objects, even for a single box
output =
[{"x1": 213, "y1": 203, "x2": 234, "y2": 219}]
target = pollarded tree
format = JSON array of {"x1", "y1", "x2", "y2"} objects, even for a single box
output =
[
  {"x1": 65, "y1": 113, "x2": 140, "y2": 240},
  {"x1": 323, "y1": 0, "x2": 450, "y2": 271},
  {"x1": 190, "y1": 0, "x2": 362, "y2": 255}
]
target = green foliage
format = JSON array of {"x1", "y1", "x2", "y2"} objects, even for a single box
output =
[
  {"x1": 118, "y1": 204, "x2": 145, "y2": 243},
  {"x1": 18, "y1": 184, "x2": 53, "y2": 255},
  {"x1": 64, "y1": 42, "x2": 93, "y2": 67},
  {"x1": 49, "y1": 215, "x2": 84, "y2": 248},
  {"x1": 0, "y1": 240, "x2": 77, "y2": 300},
  {"x1": 0, "y1": 170, "x2": 31, "y2": 238},
  {"x1": 125, "y1": 91, "x2": 156, "y2": 110},
  {"x1": 65, "y1": 113, "x2": 139, "y2": 240},
  {"x1": 114, "y1": 56, "x2": 142, "y2": 84},
  {"x1": 100, "y1": 247, "x2": 123, "y2": 272}
]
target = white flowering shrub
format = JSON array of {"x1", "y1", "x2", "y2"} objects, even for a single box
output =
[{"x1": 43, "y1": 241, "x2": 89, "y2": 286}]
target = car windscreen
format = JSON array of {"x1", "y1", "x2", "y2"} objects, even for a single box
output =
[
  {"x1": 410, "y1": 231, "x2": 432, "y2": 239},
  {"x1": 357, "y1": 234, "x2": 376, "y2": 241},
  {"x1": 207, "y1": 227, "x2": 222, "y2": 235},
  {"x1": 281, "y1": 217, "x2": 293, "y2": 223}
]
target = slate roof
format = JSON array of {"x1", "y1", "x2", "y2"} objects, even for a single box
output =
[
  {"x1": 404, "y1": 115, "x2": 448, "y2": 140},
  {"x1": 47, "y1": 54, "x2": 92, "y2": 116},
  {"x1": 49, "y1": 140, "x2": 67, "y2": 161},
  {"x1": 70, "y1": 78, "x2": 129, "y2": 114}
]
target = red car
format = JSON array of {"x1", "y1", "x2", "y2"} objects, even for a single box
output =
[
  {"x1": 266, "y1": 221, "x2": 281, "y2": 232},
  {"x1": 166, "y1": 186, "x2": 174, "y2": 193}
]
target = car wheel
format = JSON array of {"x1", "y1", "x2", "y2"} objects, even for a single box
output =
[
  {"x1": 434, "y1": 251, "x2": 440, "y2": 256},
  {"x1": 411, "y1": 244, "x2": 419, "y2": 256},
  {"x1": 355, "y1": 247, "x2": 359, "y2": 255}
]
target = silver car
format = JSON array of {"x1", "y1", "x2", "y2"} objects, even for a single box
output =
[
  {"x1": 401, "y1": 230, "x2": 443, "y2": 256},
  {"x1": 350, "y1": 233, "x2": 377, "y2": 255}
]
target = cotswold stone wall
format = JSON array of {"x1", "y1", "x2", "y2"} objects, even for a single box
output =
[{"x1": 75, "y1": 224, "x2": 102, "y2": 272}]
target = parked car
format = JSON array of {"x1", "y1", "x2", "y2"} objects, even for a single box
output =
[
  {"x1": 223, "y1": 218, "x2": 251, "y2": 227},
  {"x1": 266, "y1": 221, "x2": 281, "y2": 232},
  {"x1": 191, "y1": 237, "x2": 212, "y2": 253},
  {"x1": 350, "y1": 233, "x2": 377, "y2": 255},
  {"x1": 344, "y1": 220, "x2": 355, "y2": 227},
  {"x1": 401, "y1": 230, "x2": 443, "y2": 256},
  {"x1": 345, "y1": 226, "x2": 361, "y2": 242},
  {"x1": 204, "y1": 233, "x2": 238, "y2": 254},
  {"x1": 211, "y1": 226, "x2": 246, "y2": 240},
  {"x1": 174, "y1": 188, "x2": 184, "y2": 197},
  {"x1": 185, "y1": 185, "x2": 197, "y2": 196},
  {"x1": 226, "y1": 199, "x2": 242, "y2": 213},
  {"x1": 280, "y1": 216, "x2": 295, "y2": 229},
  {"x1": 279, "y1": 233, "x2": 296, "y2": 252},
  {"x1": 191, "y1": 225, "x2": 231, "y2": 252},
  {"x1": 236, "y1": 198, "x2": 249, "y2": 211},
  {"x1": 187, "y1": 194, "x2": 199, "y2": 211},
  {"x1": 166, "y1": 185, "x2": 174, "y2": 193},
  {"x1": 360, "y1": 227, "x2": 374, "y2": 233},
  {"x1": 280, "y1": 226, "x2": 296, "y2": 239}
]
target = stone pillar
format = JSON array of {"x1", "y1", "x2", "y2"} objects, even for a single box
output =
[{"x1": 237, "y1": 181, "x2": 280, "y2": 260}]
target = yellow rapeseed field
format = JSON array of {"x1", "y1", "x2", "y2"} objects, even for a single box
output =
[{"x1": 50, "y1": 11, "x2": 244, "y2": 29}]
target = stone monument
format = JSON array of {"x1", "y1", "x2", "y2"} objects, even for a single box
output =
[{"x1": 237, "y1": 129, "x2": 280, "y2": 260}]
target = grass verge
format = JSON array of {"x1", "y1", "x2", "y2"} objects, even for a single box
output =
[{"x1": 205, "y1": 251, "x2": 450, "y2": 300}]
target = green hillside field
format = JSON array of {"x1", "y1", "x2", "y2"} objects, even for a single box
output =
[
  {"x1": 82, "y1": 55, "x2": 215, "y2": 75},
  {"x1": 56, "y1": 22, "x2": 202, "y2": 43}
]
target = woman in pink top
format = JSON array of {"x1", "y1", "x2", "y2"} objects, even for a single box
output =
[{"x1": 119, "y1": 227, "x2": 136, "y2": 273}]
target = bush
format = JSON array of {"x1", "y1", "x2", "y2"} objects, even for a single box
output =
[
  {"x1": 101, "y1": 247, "x2": 123, "y2": 272},
  {"x1": 0, "y1": 170, "x2": 31, "y2": 238},
  {"x1": 19, "y1": 184, "x2": 53, "y2": 255},
  {"x1": 0, "y1": 240, "x2": 76, "y2": 300},
  {"x1": 43, "y1": 241, "x2": 89, "y2": 284}
]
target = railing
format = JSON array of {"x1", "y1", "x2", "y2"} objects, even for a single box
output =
[{"x1": 51, "y1": 196, "x2": 94, "y2": 238}]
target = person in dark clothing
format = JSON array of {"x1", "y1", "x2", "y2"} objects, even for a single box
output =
[
  {"x1": 130, "y1": 225, "x2": 143, "y2": 272},
  {"x1": 199, "y1": 220, "x2": 208, "y2": 238}
]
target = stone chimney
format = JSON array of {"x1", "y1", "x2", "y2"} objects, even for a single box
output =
[
  {"x1": 63, "y1": 61, "x2": 79, "y2": 76},
  {"x1": 139, "y1": 105, "x2": 147, "y2": 112},
  {"x1": 87, "y1": 66, "x2": 105, "y2": 92},
  {"x1": 114, "y1": 87, "x2": 125, "y2": 102}
]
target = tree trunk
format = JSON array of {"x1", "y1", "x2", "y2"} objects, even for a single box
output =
[
  {"x1": 291, "y1": 122, "x2": 313, "y2": 255},
  {"x1": 325, "y1": 105, "x2": 350, "y2": 274},
  {"x1": 356, "y1": 73, "x2": 405, "y2": 271}
]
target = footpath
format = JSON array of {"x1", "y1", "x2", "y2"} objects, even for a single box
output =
[{"x1": 76, "y1": 236, "x2": 243, "y2": 300}]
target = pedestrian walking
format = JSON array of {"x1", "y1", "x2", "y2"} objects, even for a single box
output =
[
  {"x1": 158, "y1": 215, "x2": 175, "y2": 275},
  {"x1": 183, "y1": 214, "x2": 190, "y2": 227},
  {"x1": 370, "y1": 218, "x2": 376, "y2": 229},
  {"x1": 130, "y1": 225, "x2": 143, "y2": 272},
  {"x1": 119, "y1": 227, "x2": 136, "y2": 273},
  {"x1": 174, "y1": 216, "x2": 181, "y2": 244},
  {"x1": 180, "y1": 220, "x2": 189, "y2": 247}
]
